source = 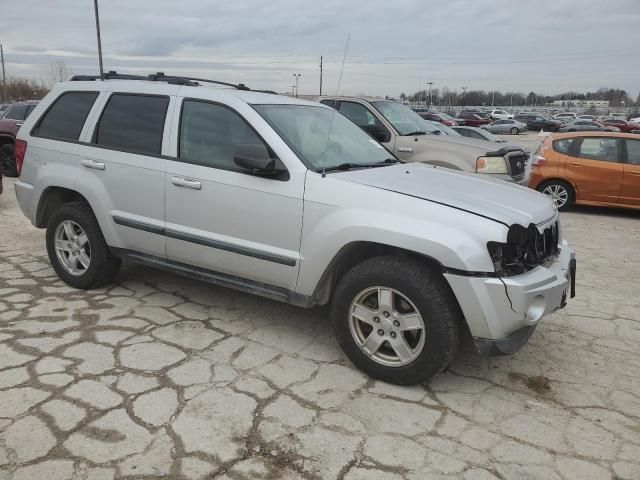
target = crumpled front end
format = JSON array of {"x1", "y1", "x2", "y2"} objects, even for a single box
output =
[{"x1": 444, "y1": 215, "x2": 576, "y2": 356}]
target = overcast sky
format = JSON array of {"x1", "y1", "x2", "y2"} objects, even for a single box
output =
[{"x1": 1, "y1": 0, "x2": 639, "y2": 98}]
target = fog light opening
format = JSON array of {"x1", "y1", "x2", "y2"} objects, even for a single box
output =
[{"x1": 526, "y1": 295, "x2": 546, "y2": 323}]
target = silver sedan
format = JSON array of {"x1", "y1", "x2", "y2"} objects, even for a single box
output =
[
  {"x1": 482, "y1": 119, "x2": 527, "y2": 135},
  {"x1": 559, "y1": 120, "x2": 620, "y2": 133}
]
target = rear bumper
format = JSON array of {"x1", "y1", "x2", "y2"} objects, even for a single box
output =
[
  {"x1": 14, "y1": 180, "x2": 38, "y2": 225},
  {"x1": 444, "y1": 240, "x2": 575, "y2": 356}
]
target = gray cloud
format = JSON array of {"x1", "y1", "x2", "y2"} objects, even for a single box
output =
[{"x1": 0, "y1": 0, "x2": 638, "y2": 97}]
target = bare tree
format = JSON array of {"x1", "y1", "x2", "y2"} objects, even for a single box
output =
[{"x1": 47, "y1": 58, "x2": 72, "y2": 86}]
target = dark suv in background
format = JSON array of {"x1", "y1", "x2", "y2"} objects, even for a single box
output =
[
  {"x1": 0, "y1": 100, "x2": 39, "y2": 176},
  {"x1": 514, "y1": 113, "x2": 562, "y2": 132}
]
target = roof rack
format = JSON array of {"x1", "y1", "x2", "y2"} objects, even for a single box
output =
[{"x1": 69, "y1": 71, "x2": 254, "y2": 91}]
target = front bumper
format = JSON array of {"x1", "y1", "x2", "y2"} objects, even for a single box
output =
[{"x1": 444, "y1": 240, "x2": 575, "y2": 356}]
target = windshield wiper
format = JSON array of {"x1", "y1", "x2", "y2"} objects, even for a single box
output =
[
  {"x1": 402, "y1": 130, "x2": 427, "y2": 136},
  {"x1": 320, "y1": 158, "x2": 401, "y2": 173}
]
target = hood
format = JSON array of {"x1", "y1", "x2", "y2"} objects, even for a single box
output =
[
  {"x1": 335, "y1": 162, "x2": 556, "y2": 228},
  {"x1": 418, "y1": 134, "x2": 524, "y2": 155}
]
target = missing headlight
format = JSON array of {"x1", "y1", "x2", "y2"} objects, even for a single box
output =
[{"x1": 487, "y1": 222, "x2": 559, "y2": 276}]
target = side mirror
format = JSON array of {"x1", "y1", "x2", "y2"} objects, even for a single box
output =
[{"x1": 361, "y1": 124, "x2": 389, "y2": 143}]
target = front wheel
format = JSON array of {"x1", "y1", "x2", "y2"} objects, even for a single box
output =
[
  {"x1": 510, "y1": 127, "x2": 519, "y2": 135},
  {"x1": 46, "y1": 201, "x2": 121, "y2": 289},
  {"x1": 331, "y1": 256, "x2": 461, "y2": 385},
  {"x1": 538, "y1": 180, "x2": 574, "y2": 211},
  {"x1": 0, "y1": 143, "x2": 17, "y2": 177}
]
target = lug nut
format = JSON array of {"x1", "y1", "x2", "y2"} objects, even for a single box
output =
[
  {"x1": 373, "y1": 316, "x2": 380, "y2": 323},
  {"x1": 393, "y1": 320, "x2": 400, "y2": 327},
  {"x1": 377, "y1": 329, "x2": 384, "y2": 336},
  {"x1": 383, "y1": 311, "x2": 390, "y2": 318},
  {"x1": 390, "y1": 332, "x2": 397, "y2": 339}
]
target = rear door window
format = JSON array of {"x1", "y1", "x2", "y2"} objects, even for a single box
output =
[
  {"x1": 93, "y1": 94, "x2": 169, "y2": 155},
  {"x1": 32, "y1": 92, "x2": 98, "y2": 141},
  {"x1": 577, "y1": 137, "x2": 620, "y2": 162}
]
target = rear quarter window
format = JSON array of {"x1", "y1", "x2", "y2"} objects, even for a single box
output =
[
  {"x1": 32, "y1": 92, "x2": 99, "y2": 141},
  {"x1": 552, "y1": 138, "x2": 574, "y2": 154}
]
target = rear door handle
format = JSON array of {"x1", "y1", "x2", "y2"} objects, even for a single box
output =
[
  {"x1": 171, "y1": 176, "x2": 202, "y2": 190},
  {"x1": 629, "y1": 171, "x2": 640, "y2": 176},
  {"x1": 81, "y1": 159, "x2": 105, "y2": 170},
  {"x1": 569, "y1": 162, "x2": 583, "y2": 167}
]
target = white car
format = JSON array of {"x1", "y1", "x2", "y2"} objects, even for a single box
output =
[
  {"x1": 489, "y1": 109, "x2": 514, "y2": 120},
  {"x1": 14, "y1": 72, "x2": 575, "y2": 384},
  {"x1": 554, "y1": 112, "x2": 577, "y2": 121},
  {"x1": 630, "y1": 115, "x2": 640, "y2": 123}
]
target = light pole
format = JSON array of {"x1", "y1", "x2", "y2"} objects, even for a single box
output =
[
  {"x1": 427, "y1": 82, "x2": 433, "y2": 107},
  {"x1": 461, "y1": 86, "x2": 467, "y2": 106},
  {"x1": 0, "y1": 43, "x2": 5, "y2": 102},
  {"x1": 293, "y1": 73, "x2": 302, "y2": 98},
  {"x1": 93, "y1": 0, "x2": 104, "y2": 79},
  {"x1": 291, "y1": 85, "x2": 296, "y2": 96}
]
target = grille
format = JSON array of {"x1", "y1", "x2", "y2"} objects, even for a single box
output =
[{"x1": 507, "y1": 152, "x2": 527, "y2": 177}]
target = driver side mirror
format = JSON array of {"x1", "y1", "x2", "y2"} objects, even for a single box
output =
[{"x1": 361, "y1": 124, "x2": 389, "y2": 143}]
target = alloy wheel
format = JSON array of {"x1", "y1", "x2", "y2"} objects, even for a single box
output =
[
  {"x1": 542, "y1": 184, "x2": 569, "y2": 208},
  {"x1": 348, "y1": 286, "x2": 426, "y2": 367},
  {"x1": 54, "y1": 220, "x2": 91, "y2": 276}
]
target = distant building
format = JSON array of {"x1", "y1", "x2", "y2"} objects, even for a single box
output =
[{"x1": 552, "y1": 99, "x2": 609, "y2": 108}]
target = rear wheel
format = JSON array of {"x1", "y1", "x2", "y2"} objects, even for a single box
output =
[
  {"x1": 538, "y1": 180, "x2": 574, "y2": 211},
  {"x1": 331, "y1": 256, "x2": 461, "y2": 385},
  {"x1": 510, "y1": 127, "x2": 519, "y2": 135},
  {"x1": 0, "y1": 143, "x2": 17, "y2": 177},
  {"x1": 46, "y1": 202, "x2": 121, "y2": 289}
]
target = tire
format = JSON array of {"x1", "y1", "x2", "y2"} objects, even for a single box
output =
[
  {"x1": 510, "y1": 127, "x2": 519, "y2": 135},
  {"x1": 537, "y1": 180, "x2": 575, "y2": 211},
  {"x1": 46, "y1": 201, "x2": 121, "y2": 289},
  {"x1": 0, "y1": 143, "x2": 17, "y2": 177},
  {"x1": 330, "y1": 256, "x2": 461, "y2": 385}
]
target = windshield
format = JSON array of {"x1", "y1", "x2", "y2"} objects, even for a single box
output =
[
  {"x1": 370, "y1": 101, "x2": 430, "y2": 135},
  {"x1": 253, "y1": 104, "x2": 394, "y2": 171}
]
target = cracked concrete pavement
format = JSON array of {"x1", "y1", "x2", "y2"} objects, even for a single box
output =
[{"x1": 0, "y1": 177, "x2": 639, "y2": 480}]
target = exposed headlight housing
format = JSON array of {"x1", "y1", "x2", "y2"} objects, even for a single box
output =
[
  {"x1": 487, "y1": 222, "x2": 560, "y2": 276},
  {"x1": 476, "y1": 156, "x2": 508, "y2": 174}
]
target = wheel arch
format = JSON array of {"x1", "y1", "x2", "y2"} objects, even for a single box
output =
[
  {"x1": 0, "y1": 133, "x2": 15, "y2": 148},
  {"x1": 311, "y1": 241, "x2": 446, "y2": 306},
  {"x1": 35, "y1": 186, "x2": 91, "y2": 228}
]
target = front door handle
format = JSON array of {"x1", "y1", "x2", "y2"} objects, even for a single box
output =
[
  {"x1": 171, "y1": 176, "x2": 202, "y2": 190},
  {"x1": 568, "y1": 162, "x2": 583, "y2": 167},
  {"x1": 397, "y1": 147, "x2": 413, "y2": 153},
  {"x1": 629, "y1": 171, "x2": 640, "y2": 176},
  {"x1": 81, "y1": 159, "x2": 105, "y2": 170}
]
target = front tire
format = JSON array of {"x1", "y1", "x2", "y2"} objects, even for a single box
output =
[
  {"x1": 538, "y1": 180, "x2": 574, "y2": 211},
  {"x1": 0, "y1": 143, "x2": 17, "y2": 177},
  {"x1": 46, "y1": 201, "x2": 121, "y2": 289},
  {"x1": 331, "y1": 256, "x2": 461, "y2": 385}
]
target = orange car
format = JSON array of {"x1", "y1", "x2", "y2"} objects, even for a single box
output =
[{"x1": 529, "y1": 132, "x2": 640, "y2": 211}]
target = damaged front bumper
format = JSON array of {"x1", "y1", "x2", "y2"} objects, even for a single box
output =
[{"x1": 444, "y1": 239, "x2": 575, "y2": 356}]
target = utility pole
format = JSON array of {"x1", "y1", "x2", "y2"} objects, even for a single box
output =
[
  {"x1": 93, "y1": 0, "x2": 104, "y2": 79},
  {"x1": 0, "y1": 43, "x2": 6, "y2": 103},
  {"x1": 293, "y1": 73, "x2": 301, "y2": 98},
  {"x1": 427, "y1": 81, "x2": 433, "y2": 107},
  {"x1": 418, "y1": 73, "x2": 421, "y2": 107},
  {"x1": 291, "y1": 85, "x2": 296, "y2": 96},
  {"x1": 319, "y1": 56, "x2": 323, "y2": 96},
  {"x1": 492, "y1": 90, "x2": 495, "y2": 106},
  {"x1": 461, "y1": 86, "x2": 467, "y2": 106}
]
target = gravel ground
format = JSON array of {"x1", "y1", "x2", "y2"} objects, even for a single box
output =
[{"x1": 0, "y1": 177, "x2": 639, "y2": 480}]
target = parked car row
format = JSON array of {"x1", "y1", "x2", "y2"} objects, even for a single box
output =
[
  {"x1": 9, "y1": 73, "x2": 575, "y2": 384},
  {"x1": 0, "y1": 100, "x2": 39, "y2": 176}
]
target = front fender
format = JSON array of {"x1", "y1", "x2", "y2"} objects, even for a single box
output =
[{"x1": 296, "y1": 176, "x2": 506, "y2": 296}]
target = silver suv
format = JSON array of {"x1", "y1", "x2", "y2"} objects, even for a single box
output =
[
  {"x1": 318, "y1": 96, "x2": 529, "y2": 185},
  {"x1": 14, "y1": 73, "x2": 575, "y2": 384}
]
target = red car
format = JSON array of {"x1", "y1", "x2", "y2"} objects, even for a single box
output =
[
  {"x1": 455, "y1": 111, "x2": 491, "y2": 127},
  {"x1": 0, "y1": 100, "x2": 39, "y2": 176},
  {"x1": 600, "y1": 118, "x2": 640, "y2": 133},
  {"x1": 418, "y1": 111, "x2": 459, "y2": 126}
]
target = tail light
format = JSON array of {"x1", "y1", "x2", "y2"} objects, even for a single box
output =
[
  {"x1": 532, "y1": 145, "x2": 546, "y2": 166},
  {"x1": 15, "y1": 139, "x2": 27, "y2": 176}
]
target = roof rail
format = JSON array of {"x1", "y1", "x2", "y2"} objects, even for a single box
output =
[{"x1": 69, "y1": 71, "x2": 251, "y2": 90}]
